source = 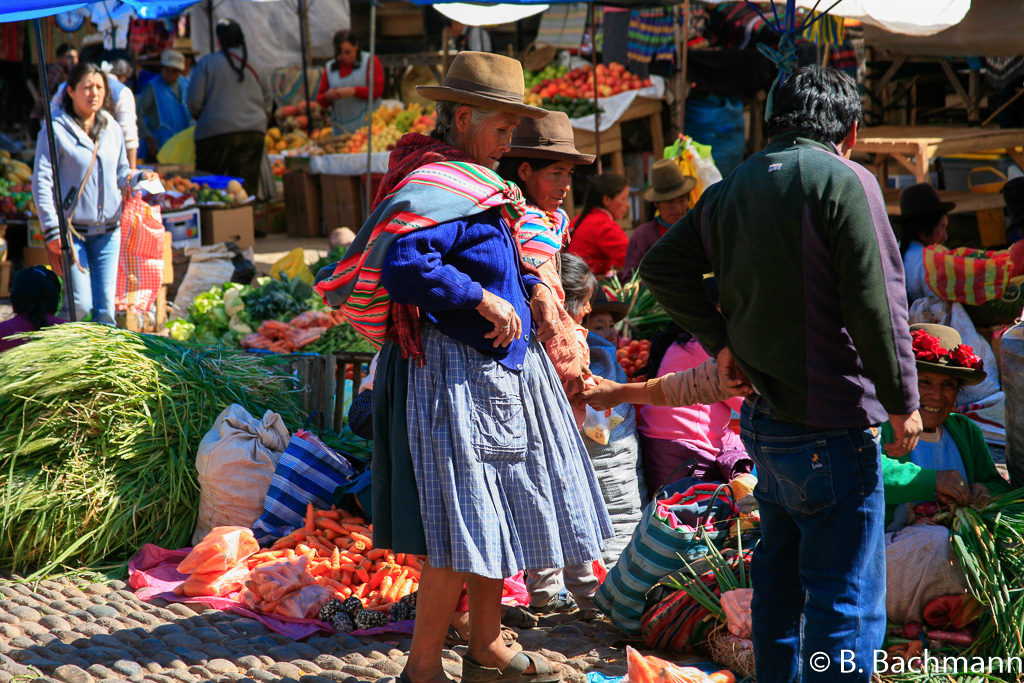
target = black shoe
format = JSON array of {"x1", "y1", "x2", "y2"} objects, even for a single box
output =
[{"x1": 532, "y1": 595, "x2": 577, "y2": 615}]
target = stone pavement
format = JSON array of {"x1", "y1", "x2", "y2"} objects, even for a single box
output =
[{"x1": 0, "y1": 577, "x2": 635, "y2": 683}]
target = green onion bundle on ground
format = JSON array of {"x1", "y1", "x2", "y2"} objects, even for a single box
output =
[
  {"x1": 951, "y1": 489, "x2": 1024, "y2": 662},
  {"x1": 0, "y1": 324, "x2": 304, "y2": 576}
]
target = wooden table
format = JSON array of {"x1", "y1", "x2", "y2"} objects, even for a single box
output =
[
  {"x1": 857, "y1": 125, "x2": 1024, "y2": 188},
  {"x1": 573, "y1": 96, "x2": 665, "y2": 176},
  {"x1": 881, "y1": 188, "x2": 1006, "y2": 216}
]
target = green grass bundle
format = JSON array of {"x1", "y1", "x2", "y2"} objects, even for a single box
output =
[{"x1": 0, "y1": 324, "x2": 304, "y2": 576}]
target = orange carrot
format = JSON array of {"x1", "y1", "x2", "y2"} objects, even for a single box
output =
[
  {"x1": 316, "y1": 518, "x2": 347, "y2": 535},
  {"x1": 340, "y1": 517, "x2": 366, "y2": 525},
  {"x1": 352, "y1": 541, "x2": 366, "y2": 553},
  {"x1": 387, "y1": 568, "x2": 409, "y2": 602},
  {"x1": 397, "y1": 577, "x2": 415, "y2": 599},
  {"x1": 342, "y1": 523, "x2": 369, "y2": 533},
  {"x1": 367, "y1": 565, "x2": 390, "y2": 591},
  {"x1": 334, "y1": 536, "x2": 354, "y2": 549},
  {"x1": 379, "y1": 574, "x2": 394, "y2": 598},
  {"x1": 304, "y1": 502, "x2": 315, "y2": 533},
  {"x1": 349, "y1": 531, "x2": 373, "y2": 548},
  {"x1": 341, "y1": 571, "x2": 353, "y2": 586},
  {"x1": 331, "y1": 547, "x2": 342, "y2": 581},
  {"x1": 356, "y1": 567, "x2": 371, "y2": 584},
  {"x1": 395, "y1": 553, "x2": 406, "y2": 566},
  {"x1": 404, "y1": 555, "x2": 424, "y2": 571},
  {"x1": 366, "y1": 548, "x2": 387, "y2": 561},
  {"x1": 315, "y1": 509, "x2": 341, "y2": 520},
  {"x1": 323, "y1": 529, "x2": 337, "y2": 541},
  {"x1": 354, "y1": 583, "x2": 369, "y2": 599}
]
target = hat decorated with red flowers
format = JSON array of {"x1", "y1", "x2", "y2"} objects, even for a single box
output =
[{"x1": 910, "y1": 323, "x2": 987, "y2": 386}]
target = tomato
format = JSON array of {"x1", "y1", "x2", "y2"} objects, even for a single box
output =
[
  {"x1": 629, "y1": 340, "x2": 640, "y2": 353},
  {"x1": 618, "y1": 337, "x2": 631, "y2": 349},
  {"x1": 616, "y1": 349, "x2": 629, "y2": 359},
  {"x1": 637, "y1": 352, "x2": 649, "y2": 363}
]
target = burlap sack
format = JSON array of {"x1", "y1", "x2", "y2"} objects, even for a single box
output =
[
  {"x1": 885, "y1": 523, "x2": 968, "y2": 624},
  {"x1": 192, "y1": 404, "x2": 291, "y2": 545}
]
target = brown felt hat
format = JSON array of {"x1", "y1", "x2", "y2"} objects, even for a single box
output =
[
  {"x1": 507, "y1": 112, "x2": 594, "y2": 164},
  {"x1": 910, "y1": 323, "x2": 987, "y2": 386},
  {"x1": 644, "y1": 158, "x2": 697, "y2": 203},
  {"x1": 590, "y1": 287, "x2": 629, "y2": 323},
  {"x1": 899, "y1": 182, "x2": 956, "y2": 218},
  {"x1": 418, "y1": 52, "x2": 548, "y2": 119}
]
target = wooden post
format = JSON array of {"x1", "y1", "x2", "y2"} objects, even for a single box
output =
[{"x1": 679, "y1": 0, "x2": 690, "y2": 135}]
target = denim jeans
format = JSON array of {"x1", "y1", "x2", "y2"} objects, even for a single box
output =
[
  {"x1": 741, "y1": 397, "x2": 886, "y2": 683},
  {"x1": 67, "y1": 229, "x2": 120, "y2": 325}
]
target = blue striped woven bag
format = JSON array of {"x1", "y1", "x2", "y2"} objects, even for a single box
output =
[
  {"x1": 252, "y1": 414, "x2": 357, "y2": 545},
  {"x1": 594, "y1": 473, "x2": 737, "y2": 635}
]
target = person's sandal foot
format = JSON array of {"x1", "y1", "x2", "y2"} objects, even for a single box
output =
[
  {"x1": 462, "y1": 651, "x2": 562, "y2": 683},
  {"x1": 502, "y1": 604, "x2": 540, "y2": 629}
]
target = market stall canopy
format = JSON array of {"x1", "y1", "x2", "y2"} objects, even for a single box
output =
[
  {"x1": 807, "y1": 0, "x2": 970, "y2": 37},
  {"x1": 433, "y1": 2, "x2": 550, "y2": 26},
  {"x1": 861, "y1": 0, "x2": 1019, "y2": 56},
  {"x1": 188, "y1": 0, "x2": 348, "y2": 75},
  {"x1": 0, "y1": 0, "x2": 88, "y2": 22}
]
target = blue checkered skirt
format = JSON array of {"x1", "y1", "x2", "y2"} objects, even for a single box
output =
[{"x1": 407, "y1": 324, "x2": 614, "y2": 579}]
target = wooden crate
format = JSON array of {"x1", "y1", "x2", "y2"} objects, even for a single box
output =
[
  {"x1": 320, "y1": 175, "x2": 364, "y2": 232},
  {"x1": 287, "y1": 351, "x2": 377, "y2": 434},
  {"x1": 284, "y1": 171, "x2": 323, "y2": 237}
]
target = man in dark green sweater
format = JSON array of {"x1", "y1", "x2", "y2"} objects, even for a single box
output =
[{"x1": 640, "y1": 66, "x2": 923, "y2": 682}]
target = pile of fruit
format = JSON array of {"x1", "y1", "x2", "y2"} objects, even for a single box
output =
[
  {"x1": 528, "y1": 62, "x2": 652, "y2": 102},
  {"x1": 539, "y1": 95, "x2": 600, "y2": 118},
  {"x1": 617, "y1": 337, "x2": 652, "y2": 381},
  {"x1": 275, "y1": 100, "x2": 330, "y2": 133},
  {"x1": 0, "y1": 152, "x2": 35, "y2": 216},
  {"x1": 524, "y1": 64, "x2": 569, "y2": 92},
  {"x1": 265, "y1": 127, "x2": 312, "y2": 154},
  {"x1": 313, "y1": 104, "x2": 436, "y2": 155},
  {"x1": 164, "y1": 176, "x2": 200, "y2": 194}
]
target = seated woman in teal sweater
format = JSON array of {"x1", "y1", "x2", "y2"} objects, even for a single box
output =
[{"x1": 881, "y1": 323, "x2": 1010, "y2": 626}]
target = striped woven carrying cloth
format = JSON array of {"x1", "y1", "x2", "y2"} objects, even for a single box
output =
[
  {"x1": 313, "y1": 162, "x2": 528, "y2": 348},
  {"x1": 518, "y1": 206, "x2": 570, "y2": 269}
]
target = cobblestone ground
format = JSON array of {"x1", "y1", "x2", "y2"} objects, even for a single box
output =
[{"x1": 0, "y1": 578, "x2": 637, "y2": 683}]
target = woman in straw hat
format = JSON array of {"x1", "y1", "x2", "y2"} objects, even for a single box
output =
[
  {"x1": 622, "y1": 158, "x2": 697, "y2": 278},
  {"x1": 882, "y1": 323, "x2": 1008, "y2": 626},
  {"x1": 314, "y1": 52, "x2": 611, "y2": 683}
]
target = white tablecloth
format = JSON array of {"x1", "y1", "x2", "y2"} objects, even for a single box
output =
[{"x1": 311, "y1": 151, "x2": 392, "y2": 176}]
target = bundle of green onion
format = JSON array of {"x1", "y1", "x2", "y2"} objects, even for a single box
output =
[
  {"x1": 0, "y1": 324, "x2": 304, "y2": 576},
  {"x1": 602, "y1": 272, "x2": 672, "y2": 341},
  {"x1": 951, "y1": 489, "x2": 1024, "y2": 661}
]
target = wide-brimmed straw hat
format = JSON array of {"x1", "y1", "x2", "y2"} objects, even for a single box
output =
[
  {"x1": 418, "y1": 51, "x2": 547, "y2": 119},
  {"x1": 900, "y1": 182, "x2": 956, "y2": 218},
  {"x1": 170, "y1": 37, "x2": 199, "y2": 56},
  {"x1": 909, "y1": 323, "x2": 987, "y2": 386},
  {"x1": 507, "y1": 112, "x2": 594, "y2": 164},
  {"x1": 644, "y1": 158, "x2": 697, "y2": 203}
]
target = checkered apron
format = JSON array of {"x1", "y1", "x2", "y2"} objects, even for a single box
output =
[{"x1": 406, "y1": 324, "x2": 613, "y2": 579}]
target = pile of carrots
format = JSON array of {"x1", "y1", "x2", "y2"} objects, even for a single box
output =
[
  {"x1": 246, "y1": 504, "x2": 424, "y2": 612},
  {"x1": 240, "y1": 310, "x2": 344, "y2": 354}
]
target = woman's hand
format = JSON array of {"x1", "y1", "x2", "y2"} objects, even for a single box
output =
[
  {"x1": 46, "y1": 240, "x2": 64, "y2": 278},
  {"x1": 579, "y1": 376, "x2": 625, "y2": 411},
  {"x1": 969, "y1": 483, "x2": 991, "y2": 507},
  {"x1": 329, "y1": 87, "x2": 356, "y2": 100},
  {"x1": 935, "y1": 469, "x2": 971, "y2": 506},
  {"x1": 477, "y1": 289, "x2": 521, "y2": 348},
  {"x1": 141, "y1": 171, "x2": 159, "y2": 182},
  {"x1": 529, "y1": 282, "x2": 560, "y2": 343}
]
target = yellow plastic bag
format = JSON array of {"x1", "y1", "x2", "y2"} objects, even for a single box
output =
[
  {"x1": 157, "y1": 126, "x2": 196, "y2": 165},
  {"x1": 271, "y1": 248, "x2": 314, "y2": 284}
]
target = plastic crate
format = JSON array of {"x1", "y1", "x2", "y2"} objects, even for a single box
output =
[
  {"x1": 190, "y1": 175, "x2": 245, "y2": 190},
  {"x1": 938, "y1": 157, "x2": 1021, "y2": 192},
  {"x1": 163, "y1": 207, "x2": 201, "y2": 247}
]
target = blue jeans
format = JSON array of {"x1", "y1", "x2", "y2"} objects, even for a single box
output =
[
  {"x1": 67, "y1": 229, "x2": 120, "y2": 324},
  {"x1": 741, "y1": 397, "x2": 886, "y2": 683}
]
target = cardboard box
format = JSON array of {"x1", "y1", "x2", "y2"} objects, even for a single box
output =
[
  {"x1": 22, "y1": 245, "x2": 49, "y2": 268},
  {"x1": 200, "y1": 205, "x2": 255, "y2": 250},
  {"x1": 163, "y1": 232, "x2": 174, "y2": 285},
  {"x1": 27, "y1": 219, "x2": 44, "y2": 248},
  {"x1": 163, "y1": 207, "x2": 202, "y2": 248},
  {"x1": 320, "y1": 175, "x2": 363, "y2": 233},
  {"x1": 284, "y1": 171, "x2": 322, "y2": 237}
]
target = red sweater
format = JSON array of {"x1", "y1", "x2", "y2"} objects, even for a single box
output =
[
  {"x1": 316, "y1": 56, "x2": 385, "y2": 109},
  {"x1": 567, "y1": 207, "x2": 629, "y2": 275}
]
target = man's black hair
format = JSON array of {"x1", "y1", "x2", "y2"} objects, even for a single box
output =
[
  {"x1": 767, "y1": 66, "x2": 862, "y2": 146},
  {"x1": 56, "y1": 43, "x2": 73, "y2": 58}
]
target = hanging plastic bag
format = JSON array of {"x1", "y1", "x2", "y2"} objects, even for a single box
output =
[
  {"x1": 582, "y1": 405, "x2": 624, "y2": 445},
  {"x1": 157, "y1": 126, "x2": 196, "y2": 166},
  {"x1": 116, "y1": 191, "x2": 165, "y2": 314},
  {"x1": 271, "y1": 247, "x2": 314, "y2": 284},
  {"x1": 178, "y1": 526, "x2": 260, "y2": 575}
]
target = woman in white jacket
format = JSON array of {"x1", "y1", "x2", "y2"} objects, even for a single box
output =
[{"x1": 33, "y1": 62, "x2": 155, "y2": 324}]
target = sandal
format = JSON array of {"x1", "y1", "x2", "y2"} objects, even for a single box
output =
[
  {"x1": 502, "y1": 604, "x2": 540, "y2": 629},
  {"x1": 462, "y1": 651, "x2": 563, "y2": 683},
  {"x1": 444, "y1": 624, "x2": 469, "y2": 647}
]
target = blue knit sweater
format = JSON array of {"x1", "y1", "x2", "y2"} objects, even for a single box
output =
[{"x1": 381, "y1": 208, "x2": 542, "y2": 371}]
